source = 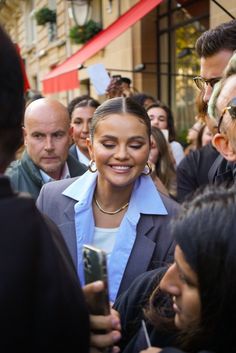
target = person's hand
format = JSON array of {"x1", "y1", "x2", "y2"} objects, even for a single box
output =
[
  {"x1": 106, "y1": 77, "x2": 123, "y2": 99},
  {"x1": 83, "y1": 281, "x2": 121, "y2": 353},
  {"x1": 140, "y1": 347, "x2": 162, "y2": 353}
]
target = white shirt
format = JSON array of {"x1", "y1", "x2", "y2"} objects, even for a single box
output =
[
  {"x1": 170, "y1": 141, "x2": 185, "y2": 166},
  {"x1": 76, "y1": 146, "x2": 90, "y2": 166}
]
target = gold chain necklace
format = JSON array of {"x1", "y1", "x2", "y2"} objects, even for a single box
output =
[{"x1": 94, "y1": 197, "x2": 129, "y2": 215}]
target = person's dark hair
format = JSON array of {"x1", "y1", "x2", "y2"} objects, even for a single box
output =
[
  {"x1": 90, "y1": 97, "x2": 151, "y2": 142},
  {"x1": 146, "y1": 102, "x2": 176, "y2": 142},
  {"x1": 147, "y1": 185, "x2": 236, "y2": 353},
  {"x1": 26, "y1": 92, "x2": 44, "y2": 106},
  {"x1": 131, "y1": 93, "x2": 157, "y2": 108},
  {"x1": 0, "y1": 26, "x2": 25, "y2": 171},
  {"x1": 121, "y1": 77, "x2": 131, "y2": 85},
  {"x1": 151, "y1": 127, "x2": 176, "y2": 196},
  {"x1": 196, "y1": 19, "x2": 236, "y2": 58},
  {"x1": 68, "y1": 95, "x2": 100, "y2": 119}
]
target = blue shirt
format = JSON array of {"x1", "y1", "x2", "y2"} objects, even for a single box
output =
[{"x1": 63, "y1": 170, "x2": 167, "y2": 301}]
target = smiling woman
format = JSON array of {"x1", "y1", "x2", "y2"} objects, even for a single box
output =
[
  {"x1": 68, "y1": 96, "x2": 100, "y2": 166},
  {"x1": 37, "y1": 97, "x2": 179, "y2": 303}
]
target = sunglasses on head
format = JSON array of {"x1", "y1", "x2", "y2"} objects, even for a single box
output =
[
  {"x1": 218, "y1": 97, "x2": 236, "y2": 133},
  {"x1": 193, "y1": 76, "x2": 221, "y2": 90}
]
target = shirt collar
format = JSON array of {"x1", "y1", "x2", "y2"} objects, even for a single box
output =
[
  {"x1": 63, "y1": 171, "x2": 167, "y2": 215},
  {"x1": 40, "y1": 162, "x2": 70, "y2": 183},
  {"x1": 76, "y1": 146, "x2": 90, "y2": 166},
  {"x1": 62, "y1": 170, "x2": 97, "y2": 203},
  {"x1": 130, "y1": 175, "x2": 167, "y2": 215}
]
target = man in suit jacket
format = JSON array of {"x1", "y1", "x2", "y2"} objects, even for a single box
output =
[
  {"x1": 177, "y1": 19, "x2": 236, "y2": 202},
  {"x1": 6, "y1": 98, "x2": 87, "y2": 200}
]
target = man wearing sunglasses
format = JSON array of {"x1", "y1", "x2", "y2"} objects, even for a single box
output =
[{"x1": 177, "y1": 19, "x2": 236, "y2": 202}]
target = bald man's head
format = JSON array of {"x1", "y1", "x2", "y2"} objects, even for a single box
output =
[
  {"x1": 24, "y1": 98, "x2": 70, "y2": 126},
  {"x1": 23, "y1": 98, "x2": 72, "y2": 180}
]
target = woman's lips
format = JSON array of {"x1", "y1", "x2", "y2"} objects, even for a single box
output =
[{"x1": 110, "y1": 165, "x2": 131, "y2": 173}]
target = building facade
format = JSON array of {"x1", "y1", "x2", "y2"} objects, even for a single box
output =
[{"x1": 0, "y1": 0, "x2": 235, "y2": 133}]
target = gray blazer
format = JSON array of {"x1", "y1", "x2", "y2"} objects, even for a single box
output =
[{"x1": 37, "y1": 177, "x2": 179, "y2": 297}]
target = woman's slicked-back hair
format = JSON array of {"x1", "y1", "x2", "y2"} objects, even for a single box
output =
[
  {"x1": 147, "y1": 102, "x2": 176, "y2": 142},
  {"x1": 0, "y1": 25, "x2": 25, "y2": 169},
  {"x1": 68, "y1": 95, "x2": 100, "y2": 119},
  {"x1": 172, "y1": 185, "x2": 236, "y2": 352},
  {"x1": 90, "y1": 97, "x2": 151, "y2": 141}
]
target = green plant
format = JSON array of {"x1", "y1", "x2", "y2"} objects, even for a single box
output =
[
  {"x1": 177, "y1": 128, "x2": 188, "y2": 148},
  {"x1": 69, "y1": 20, "x2": 102, "y2": 44},
  {"x1": 35, "y1": 7, "x2": 56, "y2": 26}
]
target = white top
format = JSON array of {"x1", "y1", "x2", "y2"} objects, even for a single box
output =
[
  {"x1": 93, "y1": 226, "x2": 119, "y2": 259},
  {"x1": 170, "y1": 141, "x2": 185, "y2": 166}
]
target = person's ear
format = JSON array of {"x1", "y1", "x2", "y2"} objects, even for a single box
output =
[
  {"x1": 86, "y1": 137, "x2": 94, "y2": 160},
  {"x1": 213, "y1": 133, "x2": 236, "y2": 162}
]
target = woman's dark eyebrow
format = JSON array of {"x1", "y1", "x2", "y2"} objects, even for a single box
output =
[
  {"x1": 175, "y1": 258, "x2": 198, "y2": 285},
  {"x1": 100, "y1": 135, "x2": 147, "y2": 141}
]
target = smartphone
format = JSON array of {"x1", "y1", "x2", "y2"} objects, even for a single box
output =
[{"x1": 83, "y1": 244, "x2": 110, "y2": 316}]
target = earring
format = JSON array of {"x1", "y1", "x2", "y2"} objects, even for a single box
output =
[
  {"x1": 142, "y1": 162, "x2": 152, "y2": 176},
  {"x1": 88, "y1": 160, "x2": 97, "y2": 173}
]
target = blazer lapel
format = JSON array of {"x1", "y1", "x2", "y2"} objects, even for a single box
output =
[
  {"x1": 58, "y1": 198, "x2": 78, "y2": 268},
  {"x1": 117, "y1": 215, "x2": 156, "y2": 296}
]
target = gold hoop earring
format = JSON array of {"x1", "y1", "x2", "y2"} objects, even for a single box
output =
[
  {"x1": 142, "y1": 162, "x2": 152, "y2": 176},
  {"x1": 88, "y1": 160, "x2": 97, "y2": 173}
]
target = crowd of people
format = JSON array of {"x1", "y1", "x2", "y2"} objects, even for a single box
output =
[{"x1": 1, "y1": 15, "x2": 236, "y2": 353}]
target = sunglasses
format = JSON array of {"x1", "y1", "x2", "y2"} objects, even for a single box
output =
[
  {"x1": 218, "y1": 97, "x2": 236, "y2": 133},
  {"x1": 193, "y1": 76, "x2": 221, "y2": 90}
]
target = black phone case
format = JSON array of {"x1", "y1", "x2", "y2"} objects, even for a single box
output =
[{"x1": 83, "y1": 244, "x2": 110, "y2": 316}]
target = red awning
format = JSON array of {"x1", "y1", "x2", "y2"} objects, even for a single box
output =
[
  {"x1": 42, "y1": 0, "x2": 163, "y2": 94},
  {"x1": 15, "y1": 44, "x2": 31, "y2": 92}
]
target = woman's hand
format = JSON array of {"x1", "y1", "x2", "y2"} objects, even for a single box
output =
[
  {"x1": 140, "y1": 347, "x2": 162, "y2": 353},
  {"x1": 83, "y1": 281, "x2": 121, "y2": 353}
]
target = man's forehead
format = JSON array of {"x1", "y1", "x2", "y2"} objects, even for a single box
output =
[
  {"x1": 200, "y1": 50, "x2": 234, "y2": 79},
  {"x1": 217, "y1": 75, "x2": 236, "y2": 112}
]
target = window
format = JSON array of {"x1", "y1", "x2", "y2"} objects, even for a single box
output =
[
  {"x1": 25, "y1": 0, "x2": 37, "y2": 45},
  {"x1": 156, "y1": 0, "x2": 209, "y2": 133}
]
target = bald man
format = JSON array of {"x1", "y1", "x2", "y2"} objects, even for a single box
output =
[{"x1": 6, "y1": 98, "x2": 87, "y2": 199}]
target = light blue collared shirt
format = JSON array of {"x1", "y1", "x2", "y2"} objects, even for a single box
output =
[
  {"x1": 63, "y1": 170, "x2": 167, "y2": 301},
  {"x1": 76, "y1": 146, "x2": 90, "y2": 166}
]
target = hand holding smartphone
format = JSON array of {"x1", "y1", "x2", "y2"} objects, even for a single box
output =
[
  {"x1": 83, "y1": 245, "x2": 121, "y2": 353},
  {"x1": 83, "y1": 244, "x2": 110, "y2": 316}
]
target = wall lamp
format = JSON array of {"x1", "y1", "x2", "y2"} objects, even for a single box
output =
[{"x1": 67, "y1": 0, "x2": 92, "y2": 26}]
